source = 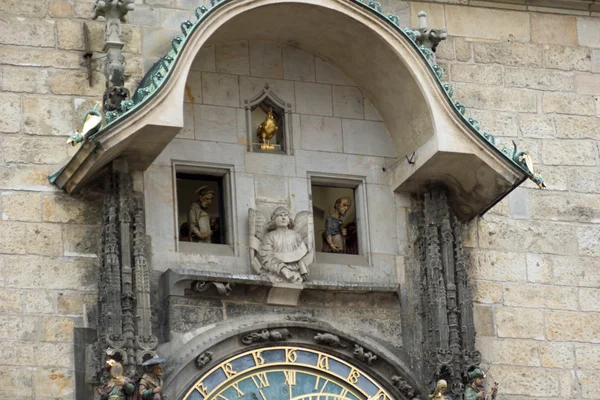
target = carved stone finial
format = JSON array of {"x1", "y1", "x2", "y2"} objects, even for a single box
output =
[
  {"x1": 92, "y1": 0, "x2": 135, "y2": 113},
  {"x1": 413, "y1": 10, "x2": 447, "y2": 56},
  {"x1": 195, "y1": 351, "x2": 213, "y2": 369},
  {"x1": 418, "y1": 11, "x2": 428, "y2": 29}
]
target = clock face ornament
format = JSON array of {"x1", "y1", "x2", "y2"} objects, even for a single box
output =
[{"x1": 185, "y1": 347, "x2": 392, "y2": 400}]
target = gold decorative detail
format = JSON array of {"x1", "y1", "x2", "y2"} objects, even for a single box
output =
[
  {"x1": 195, "y1": 382, "x2": 209, "y2": 396},
  {"x1": 286, "y1": 348, "x2": 298, "y2": 363},
  {"x1": 284, "y1": 370, "x2": 297, "y2": 386},
  {"x1": 252, "y1": 350, "x2": 265, "y2": 366},
  {"x1": 223, "y1": 363, "x2": 237, "y2": 378},
  {"x1": 256, "y1": 108, "x2": 279, "y2": 150},
  {"x1": 347, "y1": 368, "x2": 361, "y2": 384},
  {"x1": 317, "y1": 354, "x2": 330, "y2": 371},
  {"x1": 252, "y1": 372, "x2": 270, "y2": 388}
]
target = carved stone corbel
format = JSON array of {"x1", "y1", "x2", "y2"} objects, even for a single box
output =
[
  {"x1": 191, "y1": 280, "x2": 233, "y2": 296},
  {"x1": 353, "y1": 344, "x2": 378, "y2": 365},
  {"x1": 240, "y1": 328, "x2": 291, "y2": 345},
  {"x1": 195, "y1": 351, "x2": 213, "y2": 369},
  {"x1": 313, "y1": 333, "x2": 348, "y2": 348}
]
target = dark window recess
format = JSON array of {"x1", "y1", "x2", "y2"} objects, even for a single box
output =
[
  {"x1": 311, "y1": 185, "x2": 359, "y2": 255},
  {"x1": 176, "y1": 173, "x2": 225, "y2": 245}
]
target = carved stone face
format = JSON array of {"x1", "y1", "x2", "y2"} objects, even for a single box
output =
[
  {"x1": 199, "y1": 193, "x2": 214, "y2": 209},
  {"x1": 152, "y1": 364, "x2": 163, "y2": 377},
  {"x1": 274, "y1": 211, "x2": 290, "y2": 228},
  {"x1": 336, "y1": 198, "x2": 351, "y2": 217}
]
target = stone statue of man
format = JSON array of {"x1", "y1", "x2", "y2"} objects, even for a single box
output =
[
  {"x1": 188, "y1": 186, "x2": 217, "y2": 243},
  {"x1": 322, "y1": 196, "x2": 351, "y2": 253}
]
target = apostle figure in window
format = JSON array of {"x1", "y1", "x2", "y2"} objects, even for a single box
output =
[
  {"x1": 322, "y1": 196, "x2": 356, "y2": 254},
  {"x1": 188, "y1": 186, "x2": 218, "y2": 243}
]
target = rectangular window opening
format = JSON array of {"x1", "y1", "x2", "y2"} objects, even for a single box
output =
[
  {"x1": 176, "y1": 172, "x2": 225, "y2": 245},
  {"x1": 311, "y1": 181, "x2": 364, "y2": 257},
  {"x1": 173, "y1": 163, "x2": 236, "y2": 256}
]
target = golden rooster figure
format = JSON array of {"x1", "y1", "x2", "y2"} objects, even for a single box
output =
[{"x1": 256, "y1": 108, "x2": 278, "y2": 150}]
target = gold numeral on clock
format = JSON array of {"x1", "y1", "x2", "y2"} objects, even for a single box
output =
[
  {"x1": 347, "y1": 368, "x2": 360, "y2": 384},
  {"x1": 252, "y1": 372, "x2": 270, "y2": 388},
  {"x1": 223, "y1": 363, "x2": 237, "y2": 378},
  {"x1": 317, "y1": 354, "x2": 330, "y2": 371},
  {"x1": 284, "y1": 370, "x2": 297, "y2": 386},
  {"x1": 285, "y1": 348, "x2": 297, "y2": 363},
  {"x1": 195, "y1": 382, "x2": 208, "y2": 396},
  {"x1": 252, "y1": 350, "x2": 265, "y2": 366},
  {"x1": 232, "y1": 382, "x2": 245, "y2": 397}
]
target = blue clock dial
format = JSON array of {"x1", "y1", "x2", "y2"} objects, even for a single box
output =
[{"x1": 185, "y1": 347, "x2": 392, "y2": 400}]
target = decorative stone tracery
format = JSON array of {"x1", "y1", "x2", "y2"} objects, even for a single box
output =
[
  {"x1": 93, "y1": 159, "x2": 157, "y2": 381},
  {"x1": 415, "y1": 185, "x2": 479, "y2": 396}
]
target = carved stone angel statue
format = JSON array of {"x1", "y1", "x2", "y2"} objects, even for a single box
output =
[{"x1": 249, "y1": 207, "x2": 314, "y2": 283}]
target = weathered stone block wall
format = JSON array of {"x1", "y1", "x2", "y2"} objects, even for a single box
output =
[
  {"x1": 0, "y1": 0, "x2": 598, "y2": 399},
  {"x1": 0, "y1": 1, "x2": 144, "y2": 397},
  {"x1": 425, "y1": 5, "x2": 600, "y2": 400},
  {"x1": 166, "y1": 289, "x2": 403, "y2": 348}
]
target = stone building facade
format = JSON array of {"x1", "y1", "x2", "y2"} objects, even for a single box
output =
[{"x1": 0, "y1": 0, "x2": 599, "y2": 399}]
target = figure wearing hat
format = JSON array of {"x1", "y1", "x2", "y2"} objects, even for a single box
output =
[
  {"x1": 464, "y1": 368, "x2": 498, "y2": 400},
  {"x1": 97, "y1": 359, "x2": 136, "y2": 400},
  {"x1": 139, "y1": 357, "x2": 168, "y2": 400},
  {"x1": 187, "y1": 186, "x2": 218, "y2": 243}
]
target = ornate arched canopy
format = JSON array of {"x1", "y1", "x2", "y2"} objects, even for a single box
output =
[{"x1": 51, "y1": 0, "x2": 538, "y2": 219}]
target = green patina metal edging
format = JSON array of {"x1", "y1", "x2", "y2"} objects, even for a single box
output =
[
  {"x1": 86, "y1": 0, "x2": 544, "y2": 187},
  {"x1": 353, "y1": 0, "x2": 544, "y2": 187},
  {"x1": 89, "y1": 0, "x2": 229, "y2": 139}
]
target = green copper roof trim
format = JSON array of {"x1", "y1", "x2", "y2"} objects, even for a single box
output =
[{"x1": 84, "y1": 0, "x2": 544, "y2": 188}]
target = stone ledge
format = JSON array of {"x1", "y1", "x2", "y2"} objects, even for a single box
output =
[{"x1": 160, "y1": 268, "x2": 399, "y2": 306}]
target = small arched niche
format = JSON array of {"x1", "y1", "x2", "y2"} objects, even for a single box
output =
[{"x1": 245, "y1": 84, "x2": 293, "y2": 155}]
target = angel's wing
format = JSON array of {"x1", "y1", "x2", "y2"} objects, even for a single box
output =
[
  {"x1": 294, "y1": 211, "x2": 314, "y2": 266},
  {"x1": 249, "y1": 208, "x2": 267, "y2": 241},
  {"x1": 249, "y1": 208, "x2": 267, "y2": 273}
]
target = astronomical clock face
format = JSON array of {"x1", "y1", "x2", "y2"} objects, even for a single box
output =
[{"x1": 184, "y1": 347, "x2": 393, "y2": 400}]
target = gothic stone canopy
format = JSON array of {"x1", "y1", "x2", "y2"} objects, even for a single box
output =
[{"x1": 51, "y1": 0, "x2": 537, "y2": 220}]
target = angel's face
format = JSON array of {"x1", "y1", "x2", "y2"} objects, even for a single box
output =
[{"x1": 274, "y1": 211, "x2": 290, "y2": 228}]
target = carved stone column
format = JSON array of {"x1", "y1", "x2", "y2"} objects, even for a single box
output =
[
  {"x1": 416, "y1": 185, "x2": 479, "y2": 396},
  {"x1": 93, "y1": 159, "x2": 157, "y2": 381}
]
